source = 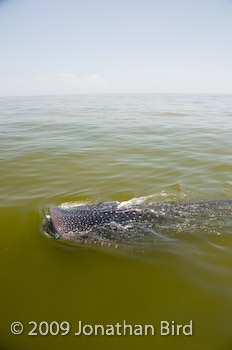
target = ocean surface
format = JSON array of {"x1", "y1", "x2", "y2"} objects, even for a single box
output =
[{"x1": 0, "y1": 93, "x2": 232, "y2": 350}]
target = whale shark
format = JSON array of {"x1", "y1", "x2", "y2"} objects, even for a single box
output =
[{"x1": 42, "y1": 199, "x2": 232, "y2": 247}]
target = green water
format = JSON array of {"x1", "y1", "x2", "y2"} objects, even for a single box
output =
[{"x1": 1, "y1": 94, "x2": 232, "y2": 350}]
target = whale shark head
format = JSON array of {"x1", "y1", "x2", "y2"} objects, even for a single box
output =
[{"x1": 42, "y1": 206, "x2": 98, "y2": 243}]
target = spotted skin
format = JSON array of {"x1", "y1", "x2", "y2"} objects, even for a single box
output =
[{"x1": 42, "y1": 199, "x2": 232, "y2": 247}]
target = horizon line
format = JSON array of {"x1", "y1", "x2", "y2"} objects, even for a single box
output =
[{"x1": 1, "y1": 92, "x2": 232, "y2": 98}]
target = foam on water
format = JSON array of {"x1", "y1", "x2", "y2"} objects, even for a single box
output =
[
  {"x1": 117, "y1": 195, "x2": 159, "y2": 209},
  {"x1": 60, "y1": 201, "x2": 89, "y2": 209}
]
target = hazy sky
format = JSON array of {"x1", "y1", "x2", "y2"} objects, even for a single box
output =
[{"x1": 1, "y1": 0, "x2": 232, "y2": 96}]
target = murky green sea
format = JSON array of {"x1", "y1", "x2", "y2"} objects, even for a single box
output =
[{"x1": 0, "y1": 93, "x2": 232, "y2": 350}]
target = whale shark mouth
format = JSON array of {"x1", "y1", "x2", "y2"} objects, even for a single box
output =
[
  {"x1": 49, "y1": 207, "x2": 61, "y2": 237},
  {"x1": 42, "y1": 208, "x2": 61, "y2": 239}
]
